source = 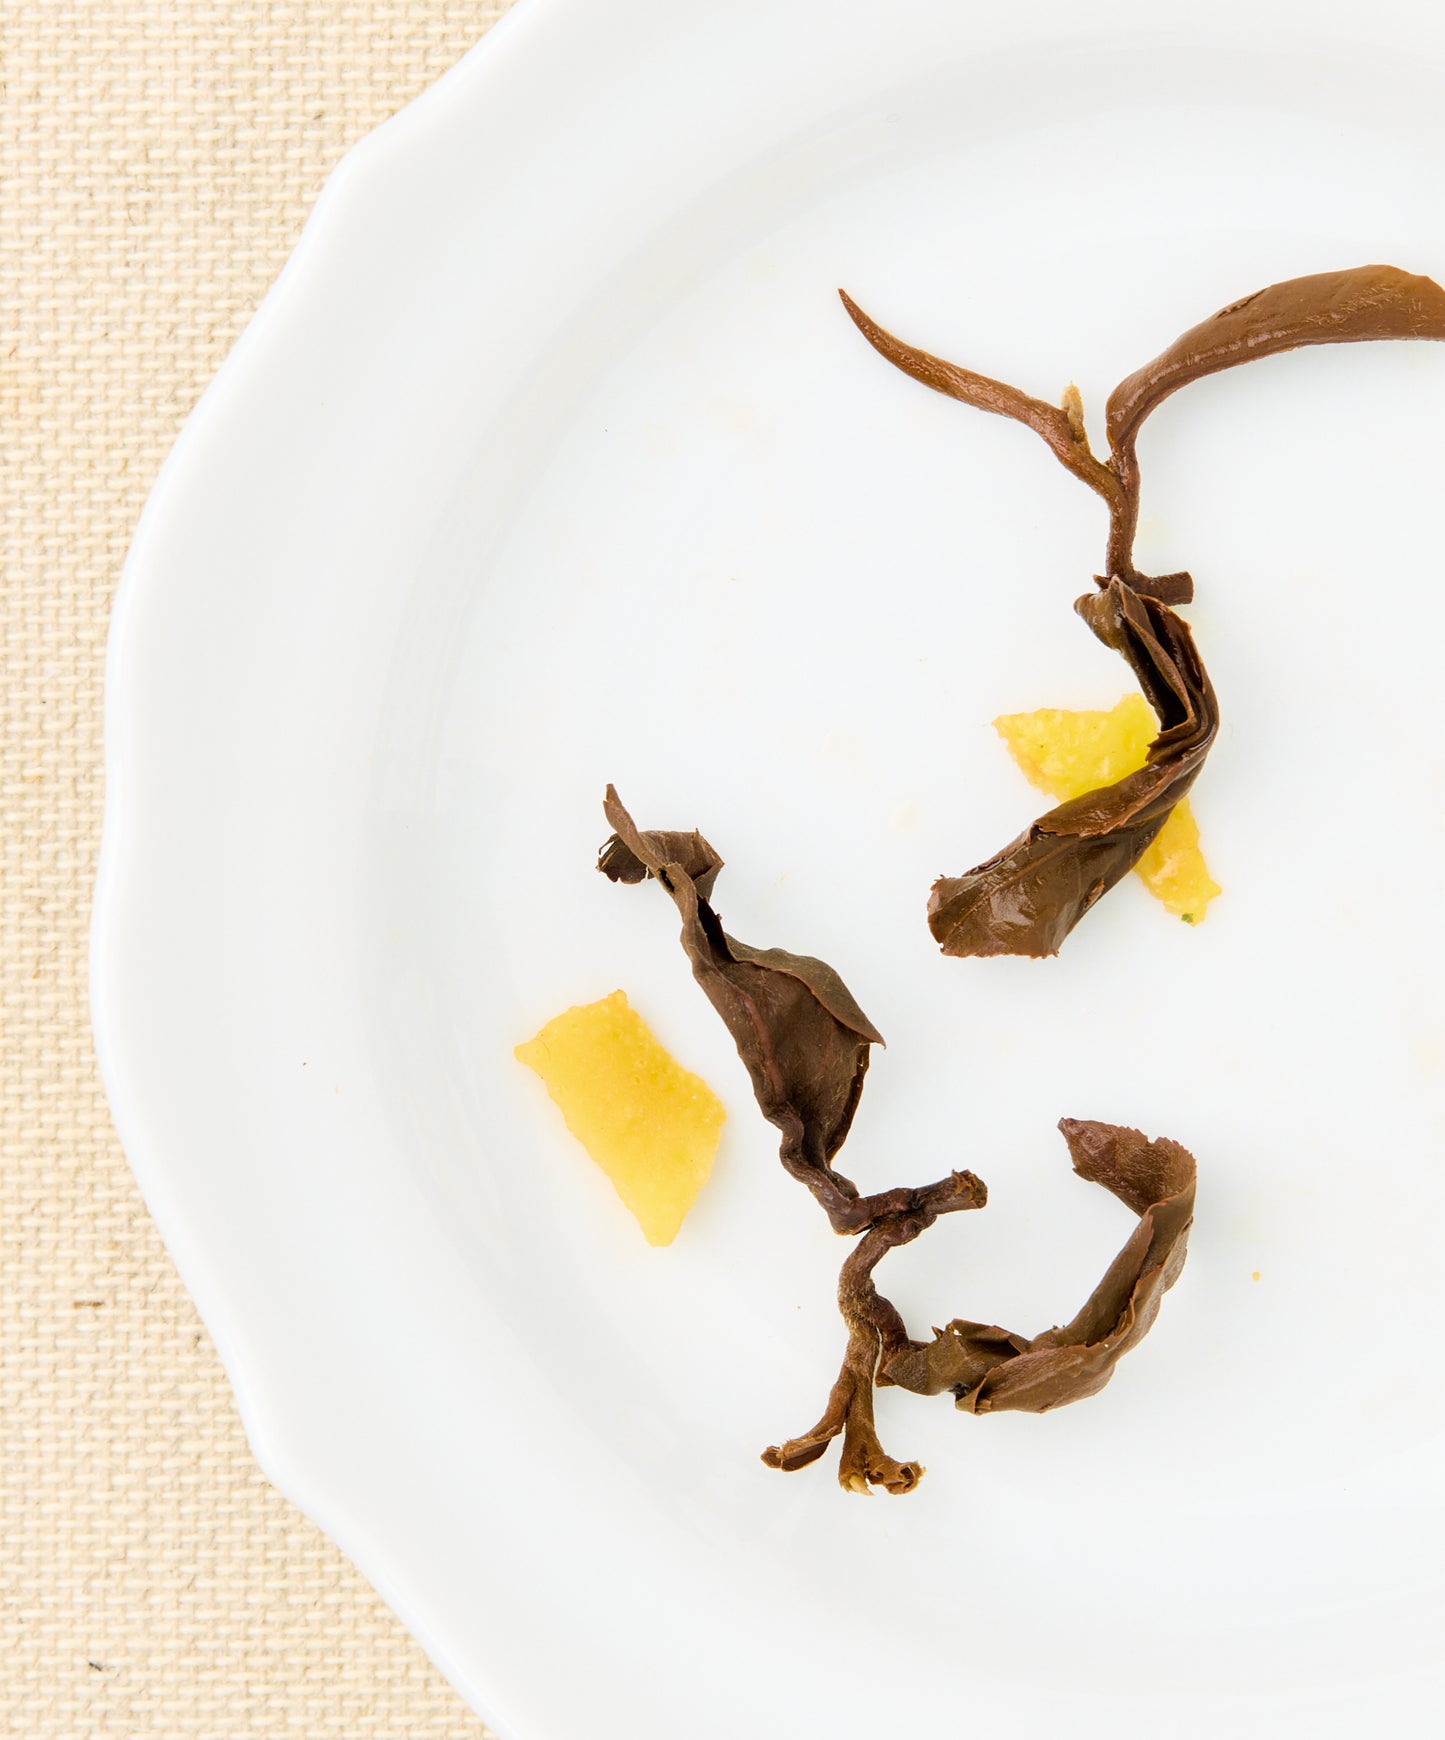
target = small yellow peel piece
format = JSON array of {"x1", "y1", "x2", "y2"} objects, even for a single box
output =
[
  {"x1": 1135, "y1": 801, "x2": 1219, "y2": 924},
  {"x1": 515, "y1": 990, "x2": 725, "y2": 1246},
  {"x1": 994, "y1": 694, "x2": 1221, "y2": 923}
]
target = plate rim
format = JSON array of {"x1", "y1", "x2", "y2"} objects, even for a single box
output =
[{"x1": 88, "y1": 2, "x2": 1445, "y2": 1734}]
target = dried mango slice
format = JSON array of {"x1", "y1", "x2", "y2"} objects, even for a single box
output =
[
  {"x1": 515, "y1": 990, "x2": 725, "y2": 1245},
  {"x1": 994, "y1": 694, "x2": 1220, "y2": 922}
]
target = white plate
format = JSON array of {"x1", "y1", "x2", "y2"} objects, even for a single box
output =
[{"x1": 93, "y1": 2, "x2": 1445, "y2": 1734}]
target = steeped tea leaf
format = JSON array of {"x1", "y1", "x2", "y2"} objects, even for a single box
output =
[
  {"x1": 928, "y1": 581, "x2": 1218, "y2": 957},
  {"x1": 886, "y1": 1120, "x2": 1196, "y2": 1413}
]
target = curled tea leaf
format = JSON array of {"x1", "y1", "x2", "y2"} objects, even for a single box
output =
[
  {"x1": 601, "y1": 787, "x2": 909, "y2": 1233},
  {"x1": 763, "y1": 1168, "x2": 987, "y2": 1493},
  {"x1": 885, "y1": 1120, "x2": 1196, "y2": 1413},
  {"x1": 842, "y1": 263, "x2": 1445, "y2": 593},
  {"x1": 844, "y1": 265, "x2": 1445, "y2": 955},
  {"x1": 927, "y1": 580, "x2": 1218, "y2": 957},
  {"x1": 597, "y1": 792, "x2": 1199, "y2": 1493},
  {"x1": 1107, "y1": 264, "x2": 1445, "y2": 457},
  {"x1": 600, "y1": 788, "x2": 995, "y2": 1492},
  {"x1": 1103, "y1": 264, "x2": 1445, "y2": 580},
  {"x1": 837, "y1": 287, "x2": 1125, "y2": 530},
  {"x1": 836, "y1": 287, "x2": 1184, "y2": 600},
  {"x1": 596, "y1": 821, "x2": 724, "y2": 899}
]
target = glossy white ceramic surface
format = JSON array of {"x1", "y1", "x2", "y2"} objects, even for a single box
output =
[{"x1": 94, "y1": 3, "x2": 1445, "y2": 1734}]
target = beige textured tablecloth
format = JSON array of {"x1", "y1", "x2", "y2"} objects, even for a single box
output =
[{"x1": 1, "y1": 6, "x2": 520, "y2": 1734}]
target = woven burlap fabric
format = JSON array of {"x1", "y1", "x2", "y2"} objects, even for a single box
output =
[{"x1": 1, "y1": 5, "x2": 522, "y2": 1734}]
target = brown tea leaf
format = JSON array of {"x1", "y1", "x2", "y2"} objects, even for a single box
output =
[
  {"x1": 885, "y1": 1119, "x2": 1196, "y2": 1412},
  {"x1": 596, "y1": 822, "x2": 724, "y2": 899},
  {"x1": 837, "y1": 287, "x2": 1126, "y2": 531},
  {"x1": 843, "y1": 264, "x2": 1445, "y2": 597},
  {"x1": 763, "y1": 1168, "x2": 988, "y2": 1493},
  {"x1": 600, "y1": 789, "x2": 994, "y2": 1491},
  {"x1": 602, "y1": 786, "x2": 993, "y2": 1239},
  {"x1": 1107, "y1": 264, "x2": 1445, "y2": 455},
  {"x1": 927, "y1": 580, "x2": 1218, "y2": 957},
  {"x1": 600, "y1": 787, "x2": 897, "y2": 1231},
  {"x1": 597, "y1": 793, "x2": 1197, "y2": 1492}
]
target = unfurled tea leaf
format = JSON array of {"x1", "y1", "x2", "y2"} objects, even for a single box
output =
[
  {"x1": 598, "y1": 791, "x2": 1197, "y2": 1493},
  {"x1": 1107, "y1": 264, "x2": 1445, "y2": 456},
  {"x1": 574, "y1": 263, "x2": 1443, "y2": 1492},
  {"x1": 600, "y1": 788, "x2": 988, "y2": 1489},
  {"x1": 843, "y1": 263, "x2": 1445, "y2": 950},
  {"x1": 600, "y1": 787, "x2": 883, "y2": 1230},
  {"x1": 886, "y1": 1120, "x2": 1196, "y2": 1412}
]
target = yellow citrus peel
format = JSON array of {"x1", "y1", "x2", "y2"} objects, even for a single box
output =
[
  {"x1": 515, "y1": 989, "x2": 725, "y2": 1245},
  {"x1": 993, "y1": 693, "x2": 1220, "y2": 923}
]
